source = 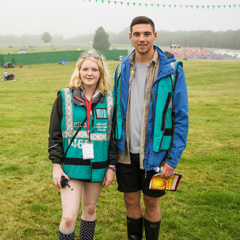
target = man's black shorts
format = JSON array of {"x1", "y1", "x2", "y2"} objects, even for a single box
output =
[{"x1": 116, "y1": 153, "x2": 165, "y2": 198}]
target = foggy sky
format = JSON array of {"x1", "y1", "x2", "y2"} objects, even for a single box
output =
[{"x1": 1, "y1": 0, "x2": 240, "y2": 38}]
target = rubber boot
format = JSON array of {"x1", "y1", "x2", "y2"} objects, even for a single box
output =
[
  {"x1": 58, "y1": 229, "x2": 75, "y2": 240},
  {"x1": 144, "y1": 218, "x2": 161, "y2": 240},
  {"x1": 79, "y1": 219, "x2": 96, "y2": 240},
  {"x1": 127, "y1": 216, "x2": 143, "y2": 240}
]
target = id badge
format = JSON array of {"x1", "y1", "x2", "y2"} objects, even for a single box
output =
[{"x1": 82, "y1": 142, "x2": 94, "y2": 160}]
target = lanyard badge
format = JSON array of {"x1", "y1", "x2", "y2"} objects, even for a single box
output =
[{"x1": 82, "y1": 142, "x2": 94, "y2": 159}]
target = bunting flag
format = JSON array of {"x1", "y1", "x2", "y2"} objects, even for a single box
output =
[{"x1": 83, "y1": 0, "x2": 240, "y2": 9}]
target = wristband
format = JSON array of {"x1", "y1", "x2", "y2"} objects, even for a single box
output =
[{"x1": 108, "y1": 166, "x2": 116, "y2": 171}]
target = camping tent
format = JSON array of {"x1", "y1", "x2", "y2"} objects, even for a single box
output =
[
  {"x1": 58, "y1": 60, "x2": 68, "y2": 65},
  {"x1": 3, "y1": 62, "x2": 15, "y2": 68},
  {"x1": 115, "y1": 56, "x2": 123, "y2": 61}
]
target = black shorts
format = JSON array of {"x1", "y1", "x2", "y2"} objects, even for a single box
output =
[{"x1": 116, "y1": 153, "x2": 165, "y2": 198}]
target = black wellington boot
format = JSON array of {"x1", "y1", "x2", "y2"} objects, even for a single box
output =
[
  {"x1": 127, "y1": 216, "x2": 143, "y2": 240},
  {"x1": 58, "y1": 229, "x2": 75, "y2": 240},
  {"x1": 79, "y1": 219, "x2": 96, "y2": 240},
  {"x1": 144, "y1": 218, "x2": 161, "y2": 240}
]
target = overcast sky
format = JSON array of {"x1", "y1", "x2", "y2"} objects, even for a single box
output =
[{"x1": 1, "y1": 0, "x2": 240, "y2": 38}]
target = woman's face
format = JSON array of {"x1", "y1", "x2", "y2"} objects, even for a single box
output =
[{"x1": 80, "y1": 59, "x2": 100, "y2": 90}]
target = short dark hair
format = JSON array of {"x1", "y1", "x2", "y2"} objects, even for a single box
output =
[{"x1": 130, "y1": 16, "x2": 155, "y2": 33}]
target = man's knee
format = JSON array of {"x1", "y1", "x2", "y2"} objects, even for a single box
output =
[
  {"x1": 144, "y1": 195, "x2": 160, "y2": 207},
  {"x1": 124, "y1": 192, "x2": 141, "y2": 208},
  {"x1": 144, "y1": 195, "x2": 161, "y2": 218},
  {"x1": 124, "y1": 192, "x2": 143, "y2": 218}
]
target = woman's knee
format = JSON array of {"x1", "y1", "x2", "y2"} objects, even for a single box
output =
[
  {"x1": 83, "y1": 204, "x2": 97, "y2": 217},
  {"x1": 62, "y1": 215, "x2": 77, "y2": 228}
]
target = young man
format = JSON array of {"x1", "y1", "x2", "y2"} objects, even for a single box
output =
[{"x1": 108, "y1": 16, "x2": 188, "y2": 239}]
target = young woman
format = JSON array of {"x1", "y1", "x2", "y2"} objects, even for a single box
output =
[{"x1": 48, "y1": 51, "x2": 116, "y2": 240}]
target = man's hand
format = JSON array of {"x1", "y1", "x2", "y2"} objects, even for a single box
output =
[{"x1": 160, "y1": 162, "x2": 175, "y2": 179}]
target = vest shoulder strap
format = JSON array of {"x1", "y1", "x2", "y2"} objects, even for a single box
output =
[
  {"x1": 115, "y1": 63, "x2": 122, "y2": 81},
  {"x1": 164, "y1": 50, "x2": 183, "y2": 91},
  {"x1": 170, "y1": 60, "x2": 183, "y2": 91}
]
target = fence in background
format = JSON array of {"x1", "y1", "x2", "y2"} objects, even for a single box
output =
[{"x1": 0, "y1": 50, "x2": 128, "y2": 66}]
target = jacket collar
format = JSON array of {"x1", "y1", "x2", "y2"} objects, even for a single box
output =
[
  {"x1": 129, "y1": 49, "x2": 159, "y2": 67},
  {"x1": 72, "y1": 87, "x2": 103, "y2": 106}
]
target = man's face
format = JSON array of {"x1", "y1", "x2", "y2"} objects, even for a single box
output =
[{"x1": 129, "y1": 24, "x2": 157, "y2": 55}]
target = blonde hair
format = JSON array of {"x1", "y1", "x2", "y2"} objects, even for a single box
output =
[{"x1": 69, "y1": 50, "x2": 110, "y2": 94}]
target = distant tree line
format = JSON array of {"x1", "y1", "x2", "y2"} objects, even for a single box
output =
[
  {"x1": 155, "y1": 30, "x2": 240, "y2": 50},
  {"x1": 109, "y1": 28, "x2": 240, "y2": 50},
  {"x1": 0, "y1": 29, "x2": 239, "y2": 50}
]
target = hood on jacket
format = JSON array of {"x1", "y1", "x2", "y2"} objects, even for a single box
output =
[{"x1": 72, "y1": 87, "x2": 103, "y2": 106}]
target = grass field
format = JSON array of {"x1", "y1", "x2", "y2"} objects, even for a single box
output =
[
  {"x1": 0, "y1": 58, "x2": 239, "y2": 240},
  {"x1": 1, "y1": 45, "x2": 86, "y2": 55}
]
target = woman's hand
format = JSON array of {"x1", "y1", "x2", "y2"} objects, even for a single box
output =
[
  {"x1": 52, "y1": 163, "x2": 69, "y2": 188},
  {"x1": 102, "y1": 166, "x2": 115, "y2": 188}
]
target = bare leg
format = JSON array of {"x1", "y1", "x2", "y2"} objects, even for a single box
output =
[
  {"x1": 124, "y1": 191, "x2": 143, "y2": 218},
  {"x1": 80, "y1": 182, "x2": 102, "y2": 240},
  {"x1": 143, "y1": 194, "x2": 161, "y2": 221},
  {"x1": 81, "y1": 182, "x2": 102, "y2": 221},
  {"x1": 124, "y1": 191, "x2": 143, "y2": 239},
  {"x1": 59, "y1": 180, "x2": 83, "y2": 233},
  {"x1": 143, "y1": 194, "x2": 161, "y2": 240}
]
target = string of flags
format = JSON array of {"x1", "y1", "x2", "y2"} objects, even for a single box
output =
[{"x1": 81, "y1": 0, "x2": 240, "y2": 9}]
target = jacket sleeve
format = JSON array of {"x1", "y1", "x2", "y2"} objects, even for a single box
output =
[
  {"x1": 166, "y1": 65, "x2": 189, "y2": 168},
  {"x1": 108, "y1": 129, "x2": 118, "y2": 165},
  {"x1": 108, "y1": 90, "x2": 118, "y2": 166},
  {"x1": 48, "y1": 92, "x2": 63, "y2": 164}
]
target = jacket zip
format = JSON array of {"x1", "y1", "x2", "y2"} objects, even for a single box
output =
[
  {"x1": 144, "y1": 78, "x2": 159, "y2": 176},
  {"x1": 145, "y1": 91, "x2": 154, "y2": 177}
]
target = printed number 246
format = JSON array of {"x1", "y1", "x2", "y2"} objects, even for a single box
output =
[{"x1": 68, "y1": 139, "x2": 84, "y2": 149}]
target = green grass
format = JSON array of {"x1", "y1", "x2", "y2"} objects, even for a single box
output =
[
  {"x1": 0, "y1": 59, "x2": 239, "y2": 239},
  {"x1": 1, "y1": 45, "x2": 86, "y2": 55},
  {"x1": 1, "y1": 44, "x2": 132, "y2": 55}
]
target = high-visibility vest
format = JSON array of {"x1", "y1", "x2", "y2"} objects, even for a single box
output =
[{"x1": 60, "y1": 88, "x2": 114, "y2": 182}]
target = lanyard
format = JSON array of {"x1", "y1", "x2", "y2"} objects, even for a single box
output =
[{"x1": 85, "y1": 96, "x2": 93, "y2": 136}]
